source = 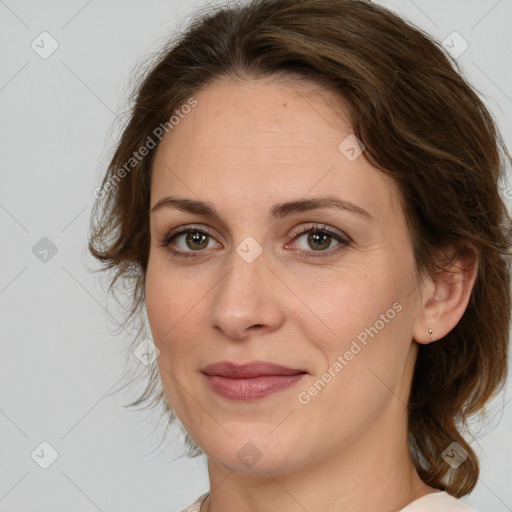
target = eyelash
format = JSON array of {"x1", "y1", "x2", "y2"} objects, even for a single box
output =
[{"x1": 159, "y1": 223, "x2": 351, "y2": 260}]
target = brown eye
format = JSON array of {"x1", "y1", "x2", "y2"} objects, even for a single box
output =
[
  {"x1": 287, "y1": 224, "x2": 351, "y2": 258},
  {"x1": 160, "y1": 225, "x2": 220, "y2": 258},
  {"x1": 305, "y1": 231, "x2": 334, "y2": 251},
  {"x1": 183, "y1": 231, "x2": 210, "y2": 250}
]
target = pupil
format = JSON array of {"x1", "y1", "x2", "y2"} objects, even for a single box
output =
[
  {"x1": 309, "y1": 231, "x2": 330, "y2": 250},
  {"x1": 187, "y1": 231, "x2": 208, "y2": 250}
]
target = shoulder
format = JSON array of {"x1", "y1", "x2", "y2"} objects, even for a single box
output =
[
  {"x1": 399, "y1": 491, "x2": 481, "y2": 512},
  {"x1": 178, "y1": 492, "x2": 209, "y2": 512}
]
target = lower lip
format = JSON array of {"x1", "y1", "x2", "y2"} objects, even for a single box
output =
[{"x1": 203, "y1": 373, "x2": 307, "y2": 401}]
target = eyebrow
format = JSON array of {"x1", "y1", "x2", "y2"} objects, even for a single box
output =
[{"x1": 151, "y1": 195, "x2": 374, "y2": 222}]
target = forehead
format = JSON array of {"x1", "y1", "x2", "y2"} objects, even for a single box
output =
[
  {"x1": 156, "y1": 76, "x2": 352, "y2": 163},
  {"x1": 150, "y1": 77, "x2": 400, "y2": 222}
]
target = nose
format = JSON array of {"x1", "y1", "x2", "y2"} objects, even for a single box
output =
[{"x1": 207, "y1": 243, "x2": 285, "y2": 341}]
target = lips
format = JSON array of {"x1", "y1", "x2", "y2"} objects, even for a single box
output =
[
  {"x1": 201, "y1": 361, "x2": 308, "y2": 401},
  {"x1": 201, "y1": 360, "x2": 307, "y2": 378}
]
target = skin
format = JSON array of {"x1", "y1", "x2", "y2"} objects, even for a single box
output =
[{"x1": 145, "y1": 76, "x2": 477, "y2": 512}]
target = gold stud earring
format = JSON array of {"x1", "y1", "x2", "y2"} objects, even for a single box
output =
[{"x1": 429, "y1": 328, "x2": 433, "y2": 342}]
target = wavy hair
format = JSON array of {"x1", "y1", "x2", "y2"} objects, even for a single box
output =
[{"x1": 88, "y1": 0, "x2": 512, "y2": 497}]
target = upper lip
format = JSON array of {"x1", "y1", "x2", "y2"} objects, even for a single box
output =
[{"x1": 201, "y1": 360, "x2": 308, "y2": 378}]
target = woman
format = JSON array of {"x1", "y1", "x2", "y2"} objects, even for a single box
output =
[{"x1": 88, "y1": 0, "x2": 512, "y2": 511}]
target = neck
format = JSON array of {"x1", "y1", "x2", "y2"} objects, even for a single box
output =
[{"x1": 203, "y1": 403, "x2": 437, "y2": 512}]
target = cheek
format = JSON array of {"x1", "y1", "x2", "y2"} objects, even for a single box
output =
[
  {"x1": 295, "y1": 295, "x2": 410, "y2": 434},
  {"x1": 145, "y1": 258, "x2": 182, "y2": 351},
  {"x1": 144, "y1": 259, "x2": 208, "y2": 361},
  {"x1": 299, "y1": 265, "x2": 411, "y2": 396},
  {"x1": 302, "y1": 268, "x2": 400, "y2": 348},
  {"x1": 144, "y1": 263, "x2": 200, "y2": 413},
  {"x1": 144, "y1": 262, "x2": 168, "y2": 340}
]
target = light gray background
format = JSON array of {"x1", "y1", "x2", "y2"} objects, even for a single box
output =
[{"x1": 1, "y1": 1, "x2": 511, "y2": 511}]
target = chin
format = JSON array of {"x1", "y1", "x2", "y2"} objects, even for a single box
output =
[{"x1": 202, "y1": 433, "x2": 303, "y2": 475}]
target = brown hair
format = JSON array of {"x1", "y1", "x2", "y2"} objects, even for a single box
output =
[{"x1": 88, "y1": 0, "x2": 512, "y2": 498}]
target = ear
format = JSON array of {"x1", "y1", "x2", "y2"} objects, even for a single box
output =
[{"x1": 412, "y1": 243, "x2": 479, "y2": 344}]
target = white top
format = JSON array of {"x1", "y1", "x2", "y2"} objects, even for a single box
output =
[
  {"x1": 179, "y1": 492, "x2": 209, "y2": 512},
  {"x1": 179, "y1": 490, "x2": 479, "y2": 512}
]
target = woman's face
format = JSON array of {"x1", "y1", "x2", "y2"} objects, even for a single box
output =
[{"x1": 145, "y1": 77, "x2": 427, "y2": 475}]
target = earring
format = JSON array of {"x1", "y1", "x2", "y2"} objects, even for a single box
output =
[{"x1": 428, "y1": 328, "x2": 433, "y2": 342}]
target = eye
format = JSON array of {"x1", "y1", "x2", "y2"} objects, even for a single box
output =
[
  {"x1": 159, "y1": 224, "x2": 220, "y2": 258},
  {"x1": 159, "y1": 223, "x2": 351, "y2": 259},
  {"x1": 286, "y1": 223, "x2": 351, "y2": 258}
]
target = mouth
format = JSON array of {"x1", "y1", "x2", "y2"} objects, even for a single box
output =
[
  {"x1": 200, "y1": 360, "x2": 308, "y2": 378},
  {"x1": 200, "y1": 360, "x2": 308, "y2": 401}
]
